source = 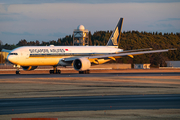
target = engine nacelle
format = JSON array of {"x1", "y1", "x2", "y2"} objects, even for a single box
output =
[
  {"x1": 22, "y1": 66, "x2": 38, "y2": 71},
  {"x1": 73, "y1": 58, "x2": 91, "y2": 71}
]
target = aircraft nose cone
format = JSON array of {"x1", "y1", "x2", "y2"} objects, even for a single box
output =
[
  {"x1": 7, "y1": 55, "x2": 12, "y2": 62},
  {"x1": 7, "y1": 55, "x2": 16, "y2": 63}
]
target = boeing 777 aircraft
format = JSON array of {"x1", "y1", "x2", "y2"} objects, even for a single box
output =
[{"x1": 7, "y1": 18, "x2": 175, "y2": 74}]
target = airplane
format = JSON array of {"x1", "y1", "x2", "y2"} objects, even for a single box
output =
[{"x1": 7, "y1": 18, "x2": 175, "y2": 74}]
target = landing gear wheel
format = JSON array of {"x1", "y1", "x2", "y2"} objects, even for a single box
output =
[
  {"x1": 16, "y1": 71, "x2": 20, "y2": 74},
  {"x1": 49, "y1": 70, "x2": 54, "y2": 74},
  {"x1": 79, "y1": 70, "x2": 90, "y2": 74},
  {"x1": 14, "y1": 65, "x2": 21, "y2": 74},
  {"x1": 79, "y1": 71, "x2": 83, "y2": 74},
  {"x1": 57, "y1": 70, "x2": 61, "y2": 74}
]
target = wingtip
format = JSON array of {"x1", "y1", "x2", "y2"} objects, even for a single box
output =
[{"x1": 169, "y1": 48, "x2": 177, "y2": 51}]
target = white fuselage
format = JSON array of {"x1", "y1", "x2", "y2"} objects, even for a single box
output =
[{"x1": 7, "y1": 46, "x2": 123, "y2": 66}]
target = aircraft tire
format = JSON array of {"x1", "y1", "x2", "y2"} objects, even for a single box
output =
[
  {"x1": 57, "y1": 70, "x2": 61, "y2": 74},
  {"x1": 49, "y1": 70, "x2": 54, "y2": 74},
  {"x1": 79, "y1": 70, "x2": 90, "y2": 74},
  {"x1": 50, "y1": 70, "x2": 61, "y2": 74},
  {"x1": 79, "y1": 71, "x2": 83, "y2": 74},
  {"x1": 16, "y1": 71, "x2": 20, "y2": 74}
]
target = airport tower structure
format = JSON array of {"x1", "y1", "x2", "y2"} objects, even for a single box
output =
[{"x1": 73, "y1": 25, "x2": 89, "y2": 46}]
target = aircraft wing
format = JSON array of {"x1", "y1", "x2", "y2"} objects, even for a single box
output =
[
  {"x1": 121, "y1": 48, "x2": 152, "y2": 53},
  {"x1": 62, "y1": 48, "x2": 175, "y2": 62},
  {"x1": 88, "y1": 48, "x2": 176, "y2": 59}
]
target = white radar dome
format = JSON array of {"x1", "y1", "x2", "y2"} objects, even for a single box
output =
[{"x1": 77, "y1": 25, "x2": 85, "y2": 31}]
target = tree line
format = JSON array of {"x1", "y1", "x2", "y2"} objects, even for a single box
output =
[{"x1": 0, "y1": 31, "x2": 180, "y2": 67}]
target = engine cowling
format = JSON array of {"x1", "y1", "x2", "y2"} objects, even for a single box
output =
[
  {"x1": 73, "y1": 58, "x2": 91, "y2": 71},
  {"x1": 22, "y1": 66, "x2": 38, "y2": 71}
]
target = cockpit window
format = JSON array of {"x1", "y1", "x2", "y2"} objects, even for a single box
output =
[{"x1": 9, "y1": 53, "x2": 18, "y2": 55}]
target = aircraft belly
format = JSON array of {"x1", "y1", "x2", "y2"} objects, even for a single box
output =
[{"x1": 19, "y1": 58, "x2": 59, "y2": 66}]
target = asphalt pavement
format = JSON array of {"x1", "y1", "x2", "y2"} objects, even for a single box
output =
[
  {"x1": 0, "y1": 71, "x2": 180, "y2": 79},
  {"x1": 0, "y1": 94, "x2": 180, "y2": 115}
]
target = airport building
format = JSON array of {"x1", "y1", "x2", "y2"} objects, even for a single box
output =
[
  {"x1": 166, "y1": 61, "x2": 180, "y2": 67},
  {"x1": 134, "y1": 64, "x2": 151, "y2": 69},
  {"x1": 73, "y1": 25, "x2": 89, "y2": 46}
]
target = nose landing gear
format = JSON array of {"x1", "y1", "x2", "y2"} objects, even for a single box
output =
[
  {"x1": 16, "y1": 70, "x2": 20, "y2": 74},
  {"x1": 14, "y1": 65, "x2": 21, "y2": 74}
]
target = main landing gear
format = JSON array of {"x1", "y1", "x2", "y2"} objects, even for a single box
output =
[
  {"x1": 49, "y1": 66, "x2": 61, "y2": 74},
  {"x1": 79, "y1": 70, "x2": 90, "y2": 74}
]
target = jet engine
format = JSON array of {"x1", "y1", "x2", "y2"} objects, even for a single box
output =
[
  {"x1": 22, "y1": 66, "x2": 38, "y2": 71},
  {"x1": 73, "y1": 58, "x2": 91, "y2": 71}
]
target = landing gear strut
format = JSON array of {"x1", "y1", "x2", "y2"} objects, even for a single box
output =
[
  {"x1": 49, "y1": 66, "x2": 61, "y2": 74},
  {"x1": 79, "y1": 70, "x2": 90, "y2": 74}
]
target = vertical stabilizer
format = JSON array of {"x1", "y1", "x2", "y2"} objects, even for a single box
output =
[{"x1": 106, "y1": 18, "x2": 124, "y2": 48}]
